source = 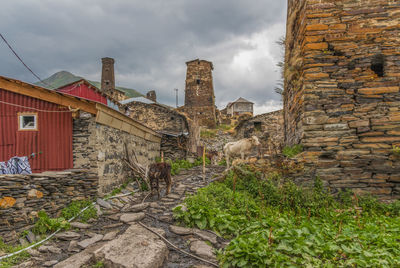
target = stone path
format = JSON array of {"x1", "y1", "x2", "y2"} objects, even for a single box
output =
[{"x1": 13, "y1": 165, "x2": 226, "y2": 268}]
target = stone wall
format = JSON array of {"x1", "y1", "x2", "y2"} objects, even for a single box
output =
[
  {"x1": 73, "y1": 112, "x2": 161, "y2": 195},
  {"x1": 161, "y1": 134, "x2": 188, "y2": 160},
  {"x1": 183, "y1": 59, "x2": 217, "y2": 127},
  {"x1": 236, "y1": 110, "x2": 284, "y2": 154},
  {"x1": 125, "y1": 102, "x2": 188, "y2": 134},
  {"x1": 284, "y1": 0, "x2": 400, "y2": 199},
  {"x1": 0, "y1": 169, "x2": 97, "y2": 243}
]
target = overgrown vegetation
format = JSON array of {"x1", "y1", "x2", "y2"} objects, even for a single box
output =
[
  {"x1": 32, "y1": 211, "x2": 70, "y2": 235},
  {"x1": 200, "y1": 129, "x2": 218, "y2": 139},
  {"x1": 32, "y1": 199, "x2": 96, "y2": 235},
  {"x1": 167, "y1": 157, "x2": 210, "y2": 176},
  {"x1": 61, "y1": 199, "x2": 97, "y2": 223},
  {"x1": 174, "y1": 164, "x2": 400, "y2": 267},
  {"x1": 282, "y1": 144, "x2": 303, "y2": 158},
  {"x1": 0, "y1": 238, "x2": 31, "y2": 268}
]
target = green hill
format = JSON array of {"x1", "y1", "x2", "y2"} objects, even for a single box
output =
[{"x1": 35, "y1": 71, "x2": 143, "y2": 98}]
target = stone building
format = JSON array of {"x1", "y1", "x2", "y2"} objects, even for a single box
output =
[
  {"x1": 146, "y1": 90, "x2": 157, "y2": 102},
  {"x1": 180, "y1": 59, "x2": 217, "y2": 128},
  {"x1": 101, "y1": 57, "x2": 127, "y2": 102},
  {"x1": 235, "y1": 110, "x2": 284, "y2": 154},
  {"x1": 284, "y1": 0, "x2": 400, "y2": 199},
  {"x1": 226, "y1": 97, "x2": 254, "y2": 116},
  {"x1": 122, "y1": 97, "x2": 189, "y2": 160},
  {"x1": 0, "y1": 75, "x2": 161, "y2": 242}
]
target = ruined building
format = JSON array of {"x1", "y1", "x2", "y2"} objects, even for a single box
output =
[
  {"x1": 181, "y1": 59, "x2": 217, "y2": 128},
  {"x1": 284, "y1": 0, "x2": 400, "y2": 199},
  {"x1": 122, "y1": 97, "x2": 189, "y2": 160}
]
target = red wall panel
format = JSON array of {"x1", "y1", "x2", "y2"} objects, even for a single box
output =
[
  {"x1": 0, "y1": 88, "x2": 73, "y2": 173},
  {"x1": 57, "y1": 83, "x2": 107, "y2": 105}
]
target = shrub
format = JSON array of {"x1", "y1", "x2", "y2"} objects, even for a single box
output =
[
  {"x1": 32, "y1": 211, "x2": 70, "y2": 235},
  {"x1": 174, "y1": 164, "x2": 400, "y2": 267},
  {"x1": 282, "y1": 144, "x2": 303, "y2": 158},
  {"x1": 61, "y1": 200, "x2": 97, "y2": 223}
]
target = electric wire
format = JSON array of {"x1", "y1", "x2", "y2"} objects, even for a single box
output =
[{"x1": 0, "y1": 33, "x2": 53, "y2": 89}]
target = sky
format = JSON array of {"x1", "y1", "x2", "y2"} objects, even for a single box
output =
[{"x1": 0, "y1": 0, "x2": 287, "y2": 115}]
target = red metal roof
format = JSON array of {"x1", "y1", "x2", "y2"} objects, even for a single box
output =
[{"x1": 57, "y1": 80, "x2": 108, "y2": 105}]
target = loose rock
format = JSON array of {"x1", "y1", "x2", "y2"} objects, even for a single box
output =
[
  {"x1": 102, "y1": 230, "x2": 119, "y2": 241},
  {"x1": 97, "y1": 198, "x2": 113, "y2": 209},
  {"x1": 190, "y1": 240, "x2": 217, "y2": 260},
  {"x1": 193, "y1": 229, "x2": 218, "y2": 245},
  {"x1": 70, "y1": 222, "x2": 91, "y2": 229},
  {"x1": 169, "y1": 225, "x2": 193, "y2": 235},
  {"x1": 77, "y1": 234, "x2": 103, "y2": 249},
  {"x1": 67, "y1": 240, "x2": 80, "y2": 252},
  {"x1": 43, "y1": 260, "x2": 59, "y2": 267},
  {"x1": 119, "y1": 212, "x2": 145, "y2": 223},
  {"x1": 55, "y1": 231, "x2": 81, "y2": 240}
]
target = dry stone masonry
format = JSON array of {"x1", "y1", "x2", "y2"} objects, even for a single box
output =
[
  {"x1": 124, "y1": 101, "x2": 189, "y2": 160},
  {"x1": 0, "y1": 170, "x2": 97, "y2": 243},
  {"x1": 181, "y1": 59, "x2": 217, "y2": 128},
  {"x1": 73, "y1": 112, "x2": 160, "y2": 195},
  {"x1": 235, "y1": 110, "x2": 284, "y2": 154},
  {"x1": 284, "y1": 0, "x2": 400, "y2": 199}
]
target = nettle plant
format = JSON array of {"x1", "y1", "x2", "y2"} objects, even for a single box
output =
[{"x1": 174, "y1": 164, "x2": 400, "y2": 267}]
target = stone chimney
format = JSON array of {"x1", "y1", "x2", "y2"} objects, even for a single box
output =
[
  {"x1": 101, "y1": 57, "x2": 115, "y2": 95},
  {"x1": 146, "y1": 90, "x2": 157, "y2": 102}
]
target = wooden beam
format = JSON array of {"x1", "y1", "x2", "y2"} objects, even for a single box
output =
[{"x1": 0, "y1": 77, "x2": 98, "y2": 114}]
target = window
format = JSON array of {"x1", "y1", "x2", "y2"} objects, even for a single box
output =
[
  {"x1": 18, "y1": 113, "x2": 38, "y2": 131},
  {"x1": 254, "y1": 121, "x2": 262, "y2": 132}
]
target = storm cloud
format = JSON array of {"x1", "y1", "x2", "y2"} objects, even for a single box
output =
[{"x1": 0, "y1": 0, "x2": 287, "y2": 114}]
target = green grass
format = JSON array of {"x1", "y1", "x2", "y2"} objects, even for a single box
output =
[
  {"x1": 167, "y1": 157, "x2": 211, "y2": 176},
  {"x1": 282, "y1": 144, "x2": 303, "y2": 158},
  {"x1": 200, "y1": 129, "x2": 218, "y2": 139},
  {"x1": 0, "y1": 238, "x2": 32, "y2": 268},
  {"x1": 174, "y1": 165, "x2": 400, "y2": 267}
]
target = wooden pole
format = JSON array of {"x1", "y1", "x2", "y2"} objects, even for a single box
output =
[
  {"x1": 202, "y1": 146, "x2": 206, "y2": 181},
  {"x1": 161, "y1": 151, "x2": 164, "y2": 163}
]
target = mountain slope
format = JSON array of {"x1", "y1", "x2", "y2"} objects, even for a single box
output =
[{"x1": 35, "y1": 71, "x2": 143, "y2": 98}]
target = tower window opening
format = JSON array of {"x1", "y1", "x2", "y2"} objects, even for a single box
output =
[{"x1": 371, "y1": 53, "x2": 385, "y2": 77}]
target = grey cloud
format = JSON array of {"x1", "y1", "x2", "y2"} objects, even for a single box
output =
[{"x1": 0, "y1": 0, "x2": 287, "y2": 112}]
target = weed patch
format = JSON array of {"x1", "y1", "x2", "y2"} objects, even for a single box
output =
[
  {"x1": 282, "y1": 144, "x2": 303, "y2": 158},
  {"x1": 174, "y1": 165, "x2": 400, "y2": 267},
  {"x1": 0, "y1": 238, "x2": 31, "y2": 268}
]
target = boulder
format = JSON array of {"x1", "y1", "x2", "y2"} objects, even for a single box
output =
[{"x1": 93, "y1": 223, "x2": 168, "y2": 268}]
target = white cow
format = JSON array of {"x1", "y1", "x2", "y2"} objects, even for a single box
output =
[{"x1": 223, "y1": 136, "x2": 261, "y2": 168}]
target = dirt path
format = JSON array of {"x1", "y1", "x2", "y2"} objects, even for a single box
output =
[{"x1": 13, "y1": 165, "x2": 226, "y2": 268}]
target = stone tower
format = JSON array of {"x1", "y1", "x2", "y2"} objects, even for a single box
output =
[
  {"x1": 146, "y1": 90, "x2": 157, "y2": 102},
  {"x1": 101, "y1": 57, "x2": 115, "y2": 96},
  {"x1": 184, "y1": 59, "x2": 216, "y2": 127},
  {"x1": 284, "y1": 0, "x2": 400, "y2": 199}
]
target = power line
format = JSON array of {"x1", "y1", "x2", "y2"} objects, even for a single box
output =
[{"x1": 0, "y1": 33, "x2": 53, "y2": 88}]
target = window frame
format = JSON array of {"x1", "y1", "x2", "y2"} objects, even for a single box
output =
[{"x1": 18, "y1": 112, "x2": 38, "y2": 131}]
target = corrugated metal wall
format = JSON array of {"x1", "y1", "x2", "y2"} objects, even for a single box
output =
[
  {"x1": 57, "y1": 83, "x2": 107, "y2": 105},
  {"x1": 0, "y1": 88, "x2": 73, "y2": 172}
]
